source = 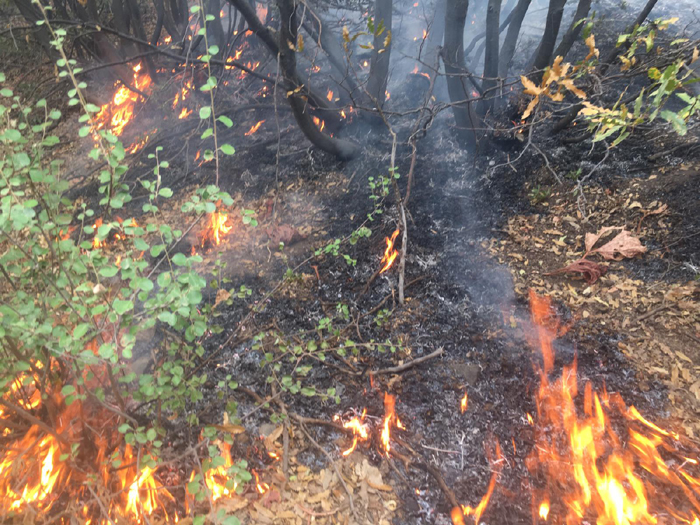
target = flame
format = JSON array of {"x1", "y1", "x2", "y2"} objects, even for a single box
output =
[
  {"x1": 526, "y1": 290, "x2": 700, "y2": 525},
  {"x1": 199, "y1": 205, "x2": 233, "y2": 248},
  {"x1": 379, "y1": 229, "x2": 399, "y2": 273},
  {"x1": 245, "y1": 120, "x2": 265, "y2": 135},
  {"x1": 460, "y1": 392, "x2": 468, "y2": 414},
  {"x1": 381, "y1": 393, "x2": 403, "y2": 455},
  {"x1": 453, "y1": 442, "x2": 504, "y2": 525},
  {"x1": 327, "y1": 89, "x2": 334, "y2": 101},
  {"x1": 93, "y1": 62, "x2": 152, "y2": 140},
  {"x1": 539, "y1": 500, "x2": 550, "y2": 520},
  {"x1": 92, "y1": 218, "x2": 103, "y2": 249},
  {"x1": 340, "y1": 409, "x2": 369, "y2": 456},
  {"x1": 178, "y1": 107, "x2": 192, "y2": 119},
  {"x1": 253, "y1": 470, "x2": 269, "y2": 494},
  {"x1": 312, "y1": 116, "x2": 325, "y2": 132}
]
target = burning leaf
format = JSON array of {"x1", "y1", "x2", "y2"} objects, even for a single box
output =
[
  {"x1": 546, "y1": 258, "x2": 608, "y2": 284},
  {"x1": 585, "y1": 227, "x2": 646, "y2": 260}
]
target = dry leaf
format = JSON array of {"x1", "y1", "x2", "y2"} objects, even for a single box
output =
[
  {"x1": 214, "y1": 288, "x2": 231, "y2": 308},
  {"x1": 593, "y1": 230, "x2": 646, "y2": 261},
  {"x1": 546, "y1": 259, "x2": 608, "y2": 284}
]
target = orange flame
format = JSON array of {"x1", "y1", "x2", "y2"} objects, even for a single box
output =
[
  {"x1": 379, "y1": 229, "x2": 400, "y2": 274},
  {"x1": 526, "y1": 290, "x2": 700, "y2": 525},
  {"x1": 245, "y1": 120, "x2": 265, "y2": 136},
  {"x1": 178, "y1": 107, "x2": 192, "y2": 119},
  {"x1": 453, "y1": 442, "x2": 504, "y2": 524},
  {"x1": 312, "y1": 116, "x2": 325, "y2": 132},
  {"x1": 327, "y1": 89, "x2": 334, "y2": 101},
  {"x1": 92, "y1": 218, "x2": 103, "y2": 249},
  {"x1": 460, "y1": 392, "x2": 468, "y2": 414},
  {"x1": 340, "y1": 409, "x2": 369, "y2": 456},
  {"x1": 381, "y1": 393, "x2": 403, "y2": 455}
]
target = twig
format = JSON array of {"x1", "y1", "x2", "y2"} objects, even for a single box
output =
[
  {"x1": 637, "y1": 303, "x2": 671, "y2": 322},
  {"x1": 371, "y1": 347, "x2": 444, "y2": 376},
  {"x1": 415, "y1": 461, "x2": 462, "y2": 510},
  {"x1": 297, "y1": 422, "x2": 356, "y2": 515}
]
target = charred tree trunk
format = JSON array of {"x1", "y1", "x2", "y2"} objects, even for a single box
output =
[
  {"x1": 205, "y1": 0, "x2": 226, "y2": 53},
  {"x1": 276, "y1": 0, "x2": 359, "y2": 159},
  {"x1": 225, "y1": 0, "x2": 339, "y2": 121},
  {"x1": 366, "y1": 0, "x2": 393, "y2": 109},
  {"x1": 553, "y1": 0, "x2": 592, "y2": 61},
  {"x1": 477, "y1": 0, "x2": 502, "y2": 116},
  {"x1": 150, "y1": 0, "x2": 165, "y2": 44},
  {"x1": 443, "y1": 0, "x2": 477, "y2": 151},
  {"x1": 529, "y1": 0, "x2": 567, "y2": 85},
  {"x1": 11, "y1": 0, "x2": 54, "y2": 56},
  {"x1": 421, "y1": 0, "x2": 446, "y2": 73},
  {"x1": 497, "y1": 0, "x2": 531, "y2": 78},
  {"x1": 301, "y1": 5, "x2": 359, "y2": 97}
]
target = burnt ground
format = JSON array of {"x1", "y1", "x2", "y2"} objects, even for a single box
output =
[{"x1": 3, "y1": 9, "x2": 700, "y2": 524}]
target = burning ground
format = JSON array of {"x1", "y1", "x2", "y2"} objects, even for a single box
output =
[{"x1": 2, "y1": 1, "x2": 700, "y2": 524}]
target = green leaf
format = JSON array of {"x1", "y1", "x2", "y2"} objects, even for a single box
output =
[
  {"x1": 172, "y1": 252, "x2": 187, "y2": 266},
  {"x1": 220, "y1": 144, "x2": 235, "y2": 155},
  {"x1": 113, "y1": 299, "x2": 134, "y2": 315},
  {"x1": 199, "y1": 106, "x2": 212, "y2": 119},
  {"x1": 159, "y1": 188, "x2": 173, "y2": 198},
  {"x1": 218, "y1": 115, "x2": 233, "y2": 128},
  {"x1": 661, "y1": 110, "x2": 687, "y2": 135},
  {"x1": 100, "y1": 266, "x2": 119, "y2": 278}
]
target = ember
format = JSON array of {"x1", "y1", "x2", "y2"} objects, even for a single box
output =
[{"x1": 379, "y1": 229, "x2": 400, "y2": 273}]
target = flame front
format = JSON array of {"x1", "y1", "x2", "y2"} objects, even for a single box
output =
[
  {"x1": 379, "y1": 229, "x2": 400, "y2": 274},
  {"x1": 526, "y1": 290, "x2": 700, "y2": 524}
]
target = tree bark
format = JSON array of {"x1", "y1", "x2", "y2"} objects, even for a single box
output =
[
  {"x1": 477, "y1": 0, "x2": 502, "y2": 116},
  {"x1": 205, "y1": 0, "x2": 226, "y2": 53},
  {"x1": 497, "y1": 0, "x2": 531, "y2": 78},
  {"x1": 366, "y1": 0, "x2": 393, "y2": 109},
  {"x1": 529, "y1": 0, "x2": 567, "y2": 85},
  {"x1": 150, "y1": 0, "x2": 165, "y2": 44},
  {"x1": 443, "y1": 0, "x2": 477, "y2": 151},
  {"x1": 552, "y1": 0, "x2": 592, "y2": 61},
  {"x1": 276, "y1": 0, "x2": 359, "y2": 159},
  {"x1": 301, "y1": 5, "x2": 359, "y2": 97},
  {"x1": 421, "y1": 0, "x2": 446, "y2": 74}
]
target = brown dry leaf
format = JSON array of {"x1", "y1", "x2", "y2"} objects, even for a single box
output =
[
  {"x1": 214, "y1": 288, "x2": 231, "y2": 308},
  {"x1": 593, "y1": 229, "x2": 646, "y2": 261},
  {"x1": 584, "y1": 226, "x2": 620, "y2": 254},
  {"x1": 546, "y1": 259, "x2": 608, "y2": 284}
]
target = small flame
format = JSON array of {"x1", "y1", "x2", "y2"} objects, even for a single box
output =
[
  {"x1": 245, "y1": 120, "x2": 265, "y2": 136},
  {"x1": 253, "y1": 470, "x2": 269, "y2": 494},
  {"x1": 381, "y1": 393, "x2": 402, "y2": 455},
  {"x1": 460, "y1": 392, "x2": 468, "y2": 414},
  {"x1": 341, "y1": 409, "x2": 369, "y2": 456},
  {"x1": 312, "y1": 116, "x2": 325, "y2": 132},
  {"x1": 379, "y1": 229, "x2": 400, "y2": 273},
  {"x1": 539, "y1": 501, "x2": 550, "y2": 520},
  {"x1": 92, "y1": 218, "x2": 103, "y2": 249},
  {"x1": 327, "y1": 89, "x2": 334, "y2": 101},
  {"x1": 178, "y1": 107, "x2": 192, "y2": 119},
  {"x1": 255, "y1": 3, "x2": 268, "y2": 21}
]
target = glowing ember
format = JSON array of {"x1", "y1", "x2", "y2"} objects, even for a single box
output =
[
  {"x1": 460, "y1": 392, "x2": 468, "y2": 414},
  {"x1": 245, "y1": 120, "x2": 265, "y2": 136},
  {"x1": 379, "y1": 229, "x2": 400, "y2": 273},
  {"x1": 327, "y1": 89, "x2": 334, "y2": 101}
]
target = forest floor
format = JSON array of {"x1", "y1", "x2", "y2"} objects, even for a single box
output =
[{"x1": 3, "y1": 16, "x2": 700, "y2": 524}]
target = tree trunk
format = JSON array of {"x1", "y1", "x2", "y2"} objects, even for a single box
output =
[
  {"x1": 11, "y1": 0, "x2": 54, "y2": 57},
  {"x1": 443, "y1": 0, "x2": 477, "y2": 151},
  {"x1": 276, "y1": 0, "x2": 359, "y2": 159},
  {"x1": 301, "y1": 5, "x2": 359, "y2": 97},
  {"x1": 366, "y1": 0, "x2": 393, "y2": 108},
  {"x1": 529, "y1": 0, "x2": 567, "y2": 85},
  {"x1": 205, "y1": 0, "x2": 226, "y2": 54},
  {"x1": 421, "y1": 0, "x2": 446, "y2": 73},
  {"x1": 477, "y1": 0, "x2": 502, "y2": 116},
  {"x1": 225, "y1": 0, "x2": 339, "y2": 121},
  {"x1": 150, "y1": 0, "x2": 165, "y2": 44},
  {"x1": 497, "y1": 0, "x2": 531, "y2": 78},
  {"x1": 553, "y1": 0, "x2": 592, "y2": 61}
]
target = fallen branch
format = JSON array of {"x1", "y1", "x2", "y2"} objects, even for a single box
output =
[{"x1": 371, "y1": 347, "x2": 444, "y2": 376}]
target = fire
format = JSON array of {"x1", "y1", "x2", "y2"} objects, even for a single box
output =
[
  {"x1": 178, "y1": 107, "x2": 192, "y2": 119},
  {"x1": 327, "y1": 89, "x2": 334, "y2": 101},
  {"x1": 256, "y1": 2, "x2": 268, "y2": 21},
  {"x1": 460, "y1": 392, "x2": 468, "y2": 413},
  {"x1": 245, "y1": 120, "x2": 265, "y2": 135},
  {"x1": 253, "y1": 470, "x2": 269, "y2": 494},
  {"x1": 93, "y1": 62, "x2": 152, "y2": 139},
  {"x1": 453, "y1": 443, "x2": 504, "y2": 525},
  {"x1": 379, "y1": 229, "x2": 400, "y2": 273},
  {"x1": 312, "y1": 116, "x2": 325, "y2": 132},
  {"x1": 200, "y1": 205, "x2": 233, "y2": 248},
  {"x1": 339, "y1": 409, "x2": 369, "y2": 456},
  {"x1": 525, "y1": 290, "x2": 700, "y2": 525},
  {"x1": 380, "y1": 393, "x2": 403, "y2": 455},
  {"x1": 92, "y1": 218, "x2": 103, "y2": 248}
]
